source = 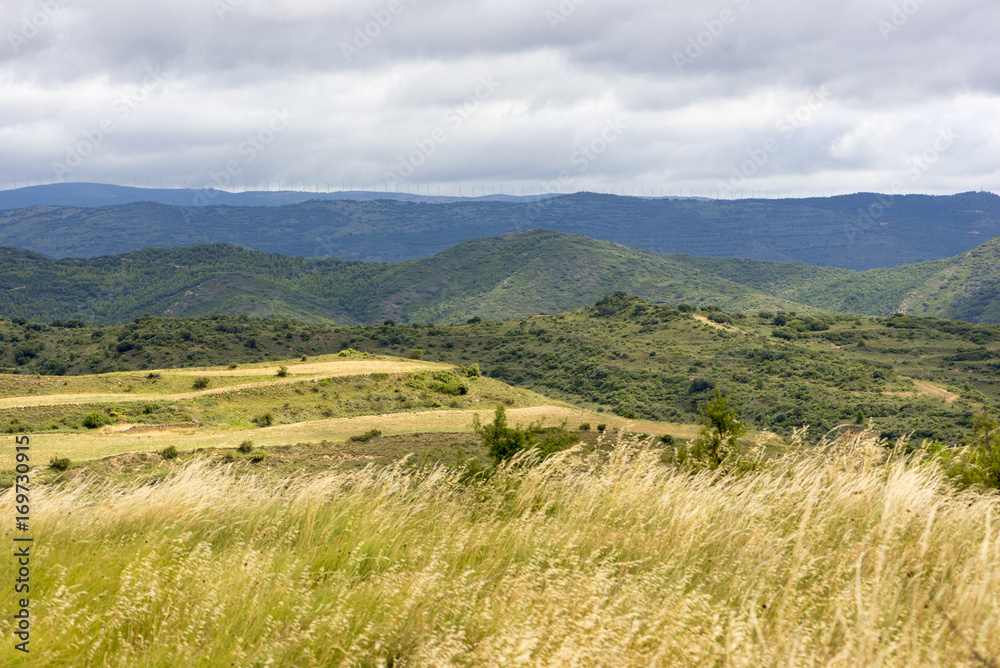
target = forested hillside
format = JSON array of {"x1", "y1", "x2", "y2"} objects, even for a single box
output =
[
  {"x1": 1, "y1": 191, "x2": 997, "y2": 268},
  {"x1": 7, "y1": 229, "x2": 1000, "y2": 325}
]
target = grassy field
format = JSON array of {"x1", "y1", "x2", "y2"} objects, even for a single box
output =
[
  {"x1": 0, "y1": 351, "x2": 699, "y2": 479},
  {"x1": 1, "y1": 432, "x2": 997, "y2": 666}
]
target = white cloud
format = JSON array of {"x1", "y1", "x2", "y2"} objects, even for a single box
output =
[{"x1": 0, "y1": 0, "x2": 998, "y2": 196}]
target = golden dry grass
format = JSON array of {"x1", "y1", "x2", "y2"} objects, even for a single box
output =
[
  {"x1": 0, "y1": 406, "x2": 695, "y2": 468},
  {"x1": 1, "y1": 433, "x2": 997, "y2": 666}
]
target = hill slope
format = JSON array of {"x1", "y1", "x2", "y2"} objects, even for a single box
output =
[
  {"x1": 0, "y1": 231, "x2": 813, "y2": 325},
  {"x1": 2, "y1": 191, "x2": 998, "y2": 269}
]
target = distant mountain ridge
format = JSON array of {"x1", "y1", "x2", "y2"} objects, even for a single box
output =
[
  {"x1": 0, "y1": 182, "x2": 553, "y2": 210},
  {"x1": 1, "y1": 190, "x2": 997, "y2": 270}
]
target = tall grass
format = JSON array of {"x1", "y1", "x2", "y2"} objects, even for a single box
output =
[{"x1": 2, "y1": 433, "x2": 998, "y2": 666}]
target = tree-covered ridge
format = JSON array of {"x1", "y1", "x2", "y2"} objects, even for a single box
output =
[
  {"x1": 1, "y1": 190, "x2": 998, "y2": 268},
  {"x1": 8, "y1": 229, "x2": 1000, "y2": 326},
  {"x1": 0, "y1": 232, "x2": 813, "y2": 325}
]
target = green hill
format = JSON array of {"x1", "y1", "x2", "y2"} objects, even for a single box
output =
[
  {"x1": 7, "y1": 228, "x2": 1000, "y2": 326},
  {"x1": 0, "y1": 231, "x2": 813, "y2": 325}
]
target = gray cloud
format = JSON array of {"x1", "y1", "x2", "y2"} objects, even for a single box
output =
[{"x1": 0, "y1": 0, "x2": 997, "y2": 197}]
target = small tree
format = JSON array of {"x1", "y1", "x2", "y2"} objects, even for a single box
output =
[
  {"x1": 474, "y1": 405, "x2": 527, "y2": 464},
  {"x1": 690, "y1": 389, "x2": 745, "y2": 468}
]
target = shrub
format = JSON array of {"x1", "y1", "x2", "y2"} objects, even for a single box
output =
[
  {"x1": 82, "y1": 412, "x2": 110, "y2": 429},
  {"x1": 463, "y1": 363, "x2": 481, "y2": 378},
  {"x1": 407, "y1": 349, "x2": 424, "y2": 360},
  {"x1": 597, "y1": 424, "x2": 607, "y2": 433},
  {"x1": 474, "y1": 406, "x2": 580, "y2": 464},
  {"x1": 579, "y1": 423, "x2": 591, "y2": 431},
  {"x1": 161, "y1": 445, "x2": 179, "y2": 460},
  {"x1": 689, "y1": 390, "x2": 745, "y2": 468},
  {"x1": 254, "y1": 413, "x2": 275, "y2": 428},
  {"x1": 276, "y1": 366, "x2": 289, "y2": 378},
  {"x1": 930, "y1": 413, "x2": 1000, "y2": 489},
  {"x1": 49, "y1": 457, "x2": 71, "y2": 471},
  {"x1": 192, "y1": 377, "x2": 210, "y2": 390},
  {"x1": 238, "y1": 440, "x2": 254, "y2": 454},
  {"x1": 659, "y1": 434, "x2": 675, "y2": 445},
  {"x1": 250, "y1": 451, "x2": 266, "y2": 462},
  {"x1": 349, "y1": 428, "x2": 382, "y2": 443}
]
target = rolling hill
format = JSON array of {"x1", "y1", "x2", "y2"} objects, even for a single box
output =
[
  {"x1": 1, "y1": 191, "x2": 998, "y2": 268},
  {"x1": 7, "y1": 228, "x2": 1000, "y2": 325},
  {"x1": 0, "y1": 231, "x2": 815, "y2": 325}
]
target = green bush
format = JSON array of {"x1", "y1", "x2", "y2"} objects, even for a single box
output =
[
  {"x1": 192, "y1": 377, "x2": 210, "y2": 390},
  {"x1": 254, "y1": 413, "x2": 275, "y2": 428},
  {"x1": 250, "y1": 450, "x2": 266, "y2": 462},
  {"x1": 349, "y1": 428, "x2": 382, "y2": 443},
  {"x1": 161, "y1": 445, "x2": 179, "y2": 460},
  {"x1": 930, "y1": 414, "x2": 1000, "y2": 490},
  {"x1": 474, "y1": 405, "x2": 580, "y2": 465},
  {"x1": 597, "y1": 424, "x2": 607, "y2": 433},
  {"x1": 238, "y1": 440, "x2": 254, "y2": 454},
  {"x1": 579, "y1": 423, "x2": 591, "y2": 431},
  {"x1": 407, "y1": 348, "x2": 424, "y2": 360},
  {"x1": 463, "y1": 363, "x2": 481, "y2": 378},
  {"x1": 276, "y1": 366, "x2": 289, "y2": 378},
  {"x1": 689, "y1": 390, "x2": 745, "y2": 468},
  {"x1": 82, "y1": 412, "x2": 110, "y2": 429},
  {"x1": 49, "y1": 456, "x2": 71, "y2": 471}
]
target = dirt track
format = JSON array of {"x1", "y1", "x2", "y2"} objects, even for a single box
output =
[
  {"x1": 0, "y1": 406, "x2": 698, "y2": 467},
  {"x1": 0, "y1": 360, "x2": 451, "y2": 410}
]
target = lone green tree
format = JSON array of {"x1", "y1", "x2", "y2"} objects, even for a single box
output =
[{"x1": 691, "y1": 389, "x2": 745, "y2": 468}]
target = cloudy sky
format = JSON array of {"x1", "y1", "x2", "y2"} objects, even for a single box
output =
[{"x1": 1, "y1": 0, "x2": 998, "y2": 198}]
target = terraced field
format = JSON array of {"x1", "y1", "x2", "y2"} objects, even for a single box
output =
[{"x1": 0, "y1": 352, "x2": 695, "y2": 474}]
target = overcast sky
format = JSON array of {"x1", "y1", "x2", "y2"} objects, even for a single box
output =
[{"x1": 1, "y1": 0, "x2": 997, "y2": 198}]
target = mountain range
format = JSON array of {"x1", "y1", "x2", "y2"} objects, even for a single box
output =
[{"x1": 1, "y1": 189, "x2": 998, "y2": 270}]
